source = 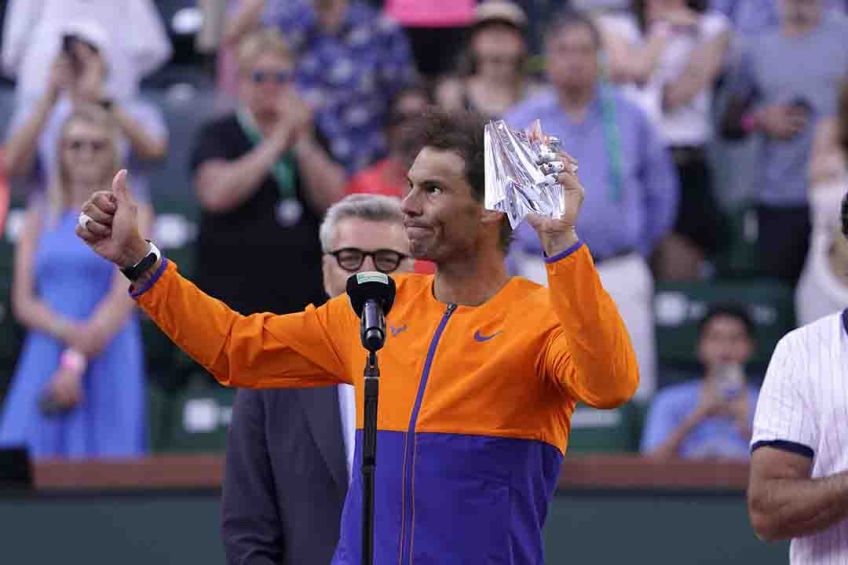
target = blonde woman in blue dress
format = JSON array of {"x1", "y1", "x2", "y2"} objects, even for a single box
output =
[{"x1": 0, "y1": 104, "x2": 150, "y2": 458}]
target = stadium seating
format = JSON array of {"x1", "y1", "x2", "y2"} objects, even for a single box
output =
[
  {"x1": 0, "y1": 270, "x2": 22, "y2": 401},
  {"x1": 567, "y1": 401, "x2": 646, "y2": 453},
  {"x1": 714, "y1": 206, "x2": 760, "y2": 279},
  {"x1": 149, "y1": 373, "x2": 234, "y2": 453},
  {"x1": 654, "y1": 278, "x2": 795, "y2": 375}
]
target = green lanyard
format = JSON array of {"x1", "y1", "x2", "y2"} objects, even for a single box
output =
[
  {"x1": 597, "y1": 53, "x2": 625, "y2": 203},
  {"x1": 236, "y1": 109, "x2": 297, "y2": 201}
]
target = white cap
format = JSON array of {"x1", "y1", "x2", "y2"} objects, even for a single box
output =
[{"x1": 473, "y1": 1, "x2": 528, "y2": 30}]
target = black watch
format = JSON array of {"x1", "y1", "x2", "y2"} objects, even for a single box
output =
[{"x1": 121, "y1": 241, "x2": 161, "y2": 282}]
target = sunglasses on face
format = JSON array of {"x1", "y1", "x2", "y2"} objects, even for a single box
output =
[
  {"x1": 251, "y1": 70, "x2": 293, "y2": 85},
  {"x1": 327, "y1": 248, "x2": 408, "y2": 273},
  {"x1": 64, "y1": 139, "x2": 109, "y2": 153}
]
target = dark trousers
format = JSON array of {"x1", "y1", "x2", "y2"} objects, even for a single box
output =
[
  {"x1": 756, "y1": 204, "x2": 811, "y2": 284},
  {"x1": 671, "y1": 146, "x2": 726, "y2": 256}
]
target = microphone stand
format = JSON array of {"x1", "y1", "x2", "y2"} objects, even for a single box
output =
[{"x1": 361, "y1": 350, "x2": 379, "y2": 565}]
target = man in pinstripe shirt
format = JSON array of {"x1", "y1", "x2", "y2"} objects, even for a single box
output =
[{"x1": 748, "y1": 191, "x2": 848, "y2": 563}]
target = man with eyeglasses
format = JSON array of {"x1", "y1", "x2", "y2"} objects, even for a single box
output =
[
  {"x1": 222, "y1": 194, "x2": 411, "y2": 565},
  {"x1": 190, "y1": 27, "x2": 345, "y2": 318}
]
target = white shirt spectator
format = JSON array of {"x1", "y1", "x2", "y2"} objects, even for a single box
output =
[
  {"x1": 752, "y1": 311, "x2": 848, "y2": 563},
  {"x1": 796, "y1": 180, "x2": 848, "y2": 326},
  {"x1": 796, "y1": 231, "x2": 848, "y2": 327},
  {"x1": 597, "y1": 10, "x2": 730, "y2": 146},
  {"x1": 1, "y1": 0, "x2": 171, "y2": 102}
]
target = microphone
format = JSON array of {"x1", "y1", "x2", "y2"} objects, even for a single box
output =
[{"x1": 346, "y1": 272, "x2": 397, "y2": 352}]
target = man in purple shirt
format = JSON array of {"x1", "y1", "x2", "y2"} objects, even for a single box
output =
[{"x1": 505, "y1": 9, "x2": 678, "y2": 399}]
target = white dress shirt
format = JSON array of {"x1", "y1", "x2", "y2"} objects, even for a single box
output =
[{"x1": 337, "y1": 383, "x2": 356, "y2": 480}]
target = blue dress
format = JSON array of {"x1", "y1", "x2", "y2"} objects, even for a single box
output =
[{"x1": 0, "y1": 210, "x2": 146, "y2": 458}]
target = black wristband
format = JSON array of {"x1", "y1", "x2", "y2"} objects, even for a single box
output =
[{"x1": 120, "y1": 241, "x2": 161, "y2": 282}]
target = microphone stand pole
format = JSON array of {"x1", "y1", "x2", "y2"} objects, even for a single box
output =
[{"x1": 361, "y1": 350, "x2": 379, "y2": 565}]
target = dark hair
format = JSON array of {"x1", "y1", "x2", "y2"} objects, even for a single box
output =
[
  {"x1": 633, "y1": 0, "x2": 706, "y2": 32},
  {"x1": 408, "y1": 108, "x2": 486, "y2": 198},
  {"x1": 841, "y1": 190, "x2": 848, "y2": 239},
  {"x1": 386, "y1": 84, "x2": 433, "y2": 127},
  {"x1": 697, "y1": 303, "x2": 756, "y2": 340},
  {"x1": 838, "y1": 81, "x2": 848, "y2": 161},
  {"x1": 406, "y1": 108, "x2": 512, "y2": 250},
  {"x1": 544, "y1": 8, "x2": 603, "y2": 49}
]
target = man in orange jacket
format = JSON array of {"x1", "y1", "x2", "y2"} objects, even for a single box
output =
[{"x1": 76, "y1": 109, "x2": 638, "y2": 564}]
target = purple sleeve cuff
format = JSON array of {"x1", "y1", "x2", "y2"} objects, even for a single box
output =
[
  {"x1": 130, "y1": 257, "x2": 169, "y2": 299},
  {"x1": 544, "y1": 240, "x2": 584, "y2": 264}
]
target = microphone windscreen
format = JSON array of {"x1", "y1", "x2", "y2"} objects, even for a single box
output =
[{"x1": 346, "y1": 272, "x2": 397, "y2": 317}]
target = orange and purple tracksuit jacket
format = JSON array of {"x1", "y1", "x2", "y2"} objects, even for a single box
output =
[{"x1": 133, "y1": 241, "x2": 638, "y2": 564}]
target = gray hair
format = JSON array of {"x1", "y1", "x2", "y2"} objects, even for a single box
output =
[{"x1": 319, "y1": 194, "x2": 405, "y2": 252}]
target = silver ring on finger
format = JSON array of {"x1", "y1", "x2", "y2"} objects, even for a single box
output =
[{"x1": 78, "y1": 213, "x2": 94, "y2": 231}]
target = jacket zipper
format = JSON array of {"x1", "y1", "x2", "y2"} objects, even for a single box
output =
[{"x1": 398, "y1": 303, "x2": 457, "y2": 565}]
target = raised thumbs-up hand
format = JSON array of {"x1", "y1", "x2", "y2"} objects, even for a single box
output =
[{"x1": 76, "y1": 169, "x2": 150, "y2": 268}]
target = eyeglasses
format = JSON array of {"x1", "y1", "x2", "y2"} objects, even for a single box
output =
[
  {"x1": 64, "y1": 139, "x2": 109, "y2": 153},
  {"x1": 251, "y1": 70, "x2": 293, "y2": 84},
  {"x1": 327, "y1": 248, "x2": 408, "y2": 273}
]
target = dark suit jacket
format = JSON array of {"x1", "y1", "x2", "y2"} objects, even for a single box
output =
[{"x1": 222, "y1": 386, "x2": 349, "y2": 565}]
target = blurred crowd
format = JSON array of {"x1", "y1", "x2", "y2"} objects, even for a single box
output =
[{"x1": 0, "y1": 0, "x2": 846, "y2": 462}]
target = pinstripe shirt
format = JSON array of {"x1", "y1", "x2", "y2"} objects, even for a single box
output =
[{"x1": 752, "y1": 309, "x2": 848, "y2": 563}]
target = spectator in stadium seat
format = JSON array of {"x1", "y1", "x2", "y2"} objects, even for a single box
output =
[
  {"x1": 598, "y1": 0, "x2": 732, "y2": 280},
  {"x1": 0, "y1": 106, "x2": 149, "y2": 458},
  {"x1": 345, "y1": 85, "x2": 431, "y2": 199},
  {"x1": 222, "y1": 194, "x2": 413, "y2": 565},
  {"x1": 345, "y1": 85, "x2": 436, "y2": 274},
  {"x1": 796, "y1": 81, "x2": 848, "y2": 325},
  {"x1": 3, "y1": 19, "x2": 167, "y2": 204},
  {"x1": 709, "y1": 0, "x2": 846, "y2": 36},
  {"x1": 505, "y1": 9, "x2": 678, "y2": 399},
  {"x1": 384, "y1": 0, "x2": 474, "y2": 78},
  {"x1": 641, "y1": 303, "x2": 760, "y2": 461},
  {"x1": 190, "y1": 28, "x2": 345, "y2": 317},
  {"x1": 435, "y1": 1, "x2": 537, "y2": 120},
  {"x1": 1, "y1": 0, "x2": 171, "y2": 103},
  {"x1": 719, "y1": 0, "x2": 848, "y2": 283},
  {"x1": 259, "y1": 0, "x2": 418, "y2": 173}
]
